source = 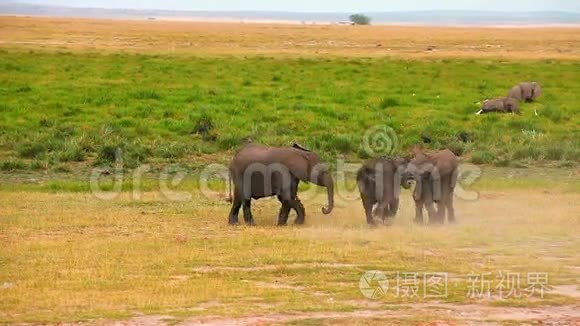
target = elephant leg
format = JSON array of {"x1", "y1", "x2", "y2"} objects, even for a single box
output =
[
  {"x1": 372, "y1": 203, "x2": 384, "y2": 219},
  {"x1": 414, "y1": 198, "x2": 424, "y2": 224},
  {"x1": 292, "y1": 198, "x2": 306, "y2": 225},
  {"x1": 276, "y1": 195, "x2": 291, "y2": 226},
  {"x1": 435, "y1": 177, "x2": 451, "y2": 224},
  {"x1": 286, "y1": 178, "x2": 306, "y2": 225},
  {"x1": 436, "y1": 201, "x2": 446, "y2": 224},
  {"x1": 387, "y1": 198, "x2": 399, "y2": 217},
  {"x1": 361, "y1": 194, "x2": 376, "y2": 226},
  {"x1": 447, "y1": 192, "x2": 456, "y2": 223},
  {"x1": 424, "y1": 191, "x2": 438, "y2": 224},
  {"x1": 228, "y1": 194, "x2": 242, "y2": 225},
  {"x1": 426, "y1": 201, "x2": 438, "y2": 224},
  {"x1": 242, "y1": 199, "x2": 256, "y2": 226}
]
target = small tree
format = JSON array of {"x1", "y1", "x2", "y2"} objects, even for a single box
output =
[{"x1": 349, "y1": 14, "x2": 371, "y2": 25}]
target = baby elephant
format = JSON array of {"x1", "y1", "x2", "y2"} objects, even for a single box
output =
[
  {"x1": 357, "y1": 157, "x2": 408, "y2": 225},
  {"x1": 476, "y1": 97, "x2": 520, "y2": 115}
]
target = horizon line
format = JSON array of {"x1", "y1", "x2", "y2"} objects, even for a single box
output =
[{"x1": 4, "y1": 2, "x2": 580, "y2": 14}]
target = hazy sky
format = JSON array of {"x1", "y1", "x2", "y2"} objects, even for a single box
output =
[{"x1": 20, "y1": 0, "x2": 580, "y2": 12}]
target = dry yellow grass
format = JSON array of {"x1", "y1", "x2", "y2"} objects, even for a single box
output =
[
  {"x1": 0, "y1": 186, "x2": 578, "y2": 324},
  {"x1": 1, "y1": 16, "x2": 579, "y2": 59}
]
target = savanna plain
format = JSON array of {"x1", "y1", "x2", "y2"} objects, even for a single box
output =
[{"x1": 0, "y1": 16, "x2": 579, "y2": 325}]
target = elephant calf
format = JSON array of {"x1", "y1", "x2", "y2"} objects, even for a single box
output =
[
  {"x1": 508, "y1": 82, "x2": 542, "y2": 102},
  {"x1": 403, "y1": 148, "x2": 459, "y2": 224},
  {"x1": 476, "y1": 97, "x2": 519, "y2": 115},
  {"x1": 357, "y1": 157, "x2": 408, "y2": 226}
]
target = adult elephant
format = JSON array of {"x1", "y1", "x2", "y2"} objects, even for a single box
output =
[
  {"x1": 507, "y1": 82, "x2": 542, "y2": 102},
  {"x1": 357, "y1": 157, "x2": 409, "y2": 226},
  {"x1": 402, "y1": 148, "x2": 459, "y2": 224},
  {"x1": 476, "y1": 97, "x2": 520, "y2": 115},
  {"x1": 228, "y1": 143, "x2": 334, "y2": 226}
]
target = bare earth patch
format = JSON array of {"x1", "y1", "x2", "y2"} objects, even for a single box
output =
[{"x1": 99, "y1": 303, "x2": 579, "y2": 325}]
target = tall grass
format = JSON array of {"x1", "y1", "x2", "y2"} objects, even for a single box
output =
[{"x1": 0, "y1": 51, "x2": 578, "y2": 171}]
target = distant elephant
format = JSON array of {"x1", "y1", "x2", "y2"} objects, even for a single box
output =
[
  {"x1": 402, "y1": 148, "x2": 459, "y2": 224},
  {"x1": 228, "y1": 143, "x2": 334, "y2": 226},
  {"x1": 356, "y1": 157, "x2": 409, "y2": 226},
  {"x1": 507, "y1": 82, "x2": 542, "y2": 102},
  {"x1": 476, "y1": 97, "x2": 520, "y2": 115}
]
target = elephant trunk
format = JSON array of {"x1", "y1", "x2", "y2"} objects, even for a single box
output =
[{"x1": 321, "y1": 174, "x2": 334, "y2": 215}]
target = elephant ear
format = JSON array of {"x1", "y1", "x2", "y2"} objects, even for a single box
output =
[
  {"x1": 532, "y1": 82, "x2": 542, "y2": 99},
  {"x1": 292, "y1": 142, "x2": 311, "y2": 152},
  {"x1": 295, "y1": 150, "x2": 323, "y2": 175}
]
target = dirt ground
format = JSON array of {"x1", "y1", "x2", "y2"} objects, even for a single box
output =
[
  {"x1": 1, "y1": 16, "x2": 579, "y2": 59},
  {"x1": 1, "y1": 186, "x2": 579, "y2": 325}
]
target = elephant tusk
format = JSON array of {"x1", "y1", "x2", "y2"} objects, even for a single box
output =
[{"x1": 475, "y1": 110, "x2": 482, "y2": 115}]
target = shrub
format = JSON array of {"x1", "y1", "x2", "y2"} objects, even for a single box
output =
[
  {"x1": 379, "y1": 97, "x2": 400, "y2": 109},
  {"x1": 326, "y1": 134, "x2": 355, "y2": 153},
  {"x1": 192, "y1": 112, "x2": 215, "y2": 140},
  {"x1": 155, "y1": 142, "x2": 190, "y2": 159},
  {"x1": 132, "y1": 89, "x2": 161, "y2": 100},
  {"x1": 54, "y1": 124, "x2": 77, "y2": 138},
  {"x1": 544, "y1": 145, "x2": 565, "y2": 160},
  {"x1": 96, "y1": 142, "x2": 150, "y2": 169},
  {"x1": 0, "y1": 159, "x2": 26, "y2": 171},
  {"x1": 29, "y1": 160, "x2": 47, "y2": 170},
  {"x1": 59, "y1": 141, "x2": 85, "y2": 162},
  {"x1": 16, "y1": 142, "x2": 47, "y2": 159},
  {"x1": 97, "y1": 145, "x2": 120, "y2": 164},
  {"x1": 217, "y1": 135, "x2": 244, "y2": 150},
  {"x1": 512, "y1": 145, "x2": 542, "y2": 160},
  {"x1": 447, "y1": 141, "x2": 469, "y2": 157},
  {"x1": 471, "y1": 151, "x2": 495, "y2": 164},
  {"x1": 349, "y1": 14, "x2": 371, "y2": 25}
]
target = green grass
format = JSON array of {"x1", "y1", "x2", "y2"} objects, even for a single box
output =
[
  {"x1": 1, "y1": 49, "x2": 578, "y2": 324},
  {"x1": 0, "y1": 50, "x2": 578, "y2": 172}
]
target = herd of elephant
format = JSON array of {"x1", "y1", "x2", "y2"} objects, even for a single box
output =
[
  {"x1": 229, "y1": 82, "x2": 542, "y2": 225},
  {"x1": 226, "y1": 81, "x2": 543, "y2": 226},
  {"x1": 476, "y1": 81, "x2": 542, "y2": 115},
  {"x1": 227, "y1": 143, "x2": 458, "y2": 226}
]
